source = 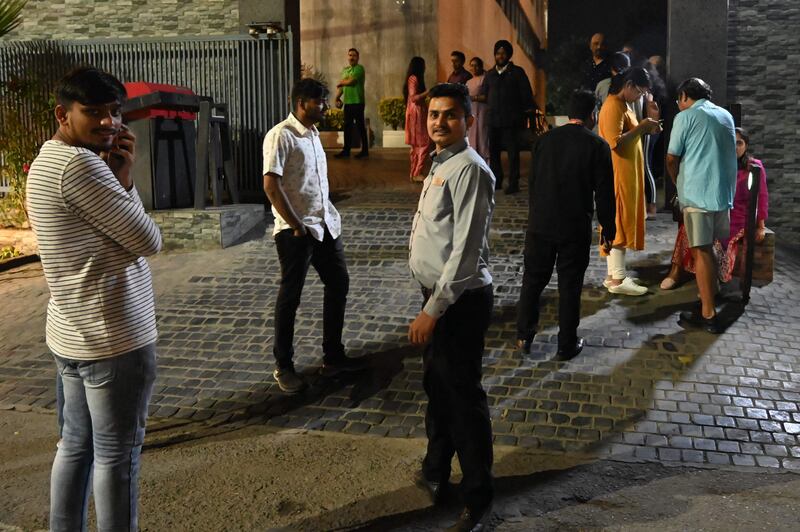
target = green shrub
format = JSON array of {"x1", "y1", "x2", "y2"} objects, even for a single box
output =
[
  {"x1": 0, "y1": 73, "x2": 55, "y2": 228},
  {"x1": 377, "y1": 97, "x2": 405, "y2": 130},
  {"x1": 0, "y1": 245, "x2": 21, "y2": 260},
  {"x1": 545, "y1": 34, "x2": 587, "y2": 116},
  {"x1": 320, "y1": 107, "x2": 344, "y2": 131}
]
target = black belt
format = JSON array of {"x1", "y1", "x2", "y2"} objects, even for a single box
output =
[{"x1": 420, "y1": 284, "x2": 491, "y2": 300}]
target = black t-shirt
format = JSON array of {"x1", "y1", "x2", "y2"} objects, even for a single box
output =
[
  {"x1": 581, "y1": 58, "x2": 612, "y2": 91},
  {"x1": 528, "y1": 124, "x2": 616, "y2": 243}
]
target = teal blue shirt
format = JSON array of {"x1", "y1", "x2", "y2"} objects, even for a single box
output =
[{"x1": 668, "y1": 99, "x2": 736, "y2": 211}]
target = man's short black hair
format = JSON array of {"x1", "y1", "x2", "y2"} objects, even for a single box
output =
[
  {"x1": 428, "y1": 83, "x2": 472, "y2": 117},
  {"x1": 609, "y1": 51, "x2": 631, "y2": 73},
  {"x1": 568, "y1": 90, "x2": 597, "y2": 121},
  {"x1": 451, "y1": 50, "x2": 466, "y2": 63},
  {"x1": 348, "y1": 47, "x2": 359, "y2": 56},
  {"x1": 291, "y1": 78, "x2": 329, "y2": 107},
  {"x1": 55, "y1": 66, "x2": 126, "y2": 107},
  {"x1": 676, "y1": 77, "x2": 713, "y2": 101}
]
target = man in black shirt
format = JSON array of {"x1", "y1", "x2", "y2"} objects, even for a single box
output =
[
  {"x1": 483, "y1": 39, "x2": 534, "y2": 194},
  {"x1": 581, "y1": 32, "x2": 612, "y2": 91},
  {"x1": 515, "y1": 90, "x2": 616, "y2": 360}
]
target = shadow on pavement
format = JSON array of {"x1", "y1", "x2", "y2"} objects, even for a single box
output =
[{"x1": 144, "y1": 342, "x2": 418, "y2": 451}]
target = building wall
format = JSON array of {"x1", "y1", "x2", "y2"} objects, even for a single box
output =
[
  {"x1": 727, "y1": 0, "x2": 800, "y2": 240},
  {"x1": 300, "y1": 0, "x2": 547, "y2": 142},
  {"x1": 668, "y1": 0, "x2": 728, "y2": 105},
  {"x1": 437, "y1": 0, "x2": 546, "y2": 110},
  {"x1": 2, "y1": 0, "x2": 239, "y2": 40},
  {"x1": 300, "y1": 0, "x2": 438, "y2": 143}
]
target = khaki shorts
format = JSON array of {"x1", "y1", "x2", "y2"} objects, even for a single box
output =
[{"x1": 683, "y1": 209, "x2": 730, "y2": 247}]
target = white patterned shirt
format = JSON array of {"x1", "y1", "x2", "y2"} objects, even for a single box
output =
[
  {"x1": 26, "y1": 140, "x2": 162, "y2": 360},
  {"x1": 262, "y1": 113, "x2": 341, "y2": 241}
]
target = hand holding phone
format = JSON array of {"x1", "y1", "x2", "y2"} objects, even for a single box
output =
[{"x1": 102, "y1": 124, "x2": 137, "y2": 190}]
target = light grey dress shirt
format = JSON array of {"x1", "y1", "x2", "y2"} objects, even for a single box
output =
[{"x1": 409, "y1": 139, "x2": 495, "y2": 318}]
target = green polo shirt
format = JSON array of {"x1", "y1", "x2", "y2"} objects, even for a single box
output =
[{"x1": 341, "y1": 64, "x2": 365, "y2": 104}]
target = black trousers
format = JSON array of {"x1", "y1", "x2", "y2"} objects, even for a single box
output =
[
  {"x1": 273, "y1": 227, "x2": 349, "y2": 370},
  {"x1": 489, "y1": 126, "x2": 523, "y2": 189},
  {"x1": 421, "y1": 284, "x2": 494, "y2": 513},
  {"x1": 516, "y1": 232, "x2": 590, "y2": 348},
  {"x1": 342, "y1": 103, "x2": 368, "y2": 155}
]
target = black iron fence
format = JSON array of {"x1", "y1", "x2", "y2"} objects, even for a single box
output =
[{"x1": 0, "y1": 33, "x2": 293, "y2": 198}]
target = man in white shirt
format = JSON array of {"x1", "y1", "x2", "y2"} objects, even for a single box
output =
[{"x1": 263, "y1": 78, "x2": 365, "y2": 393}]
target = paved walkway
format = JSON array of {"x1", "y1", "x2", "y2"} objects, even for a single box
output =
[{"x1": 2, "y1": 150, "x2": 800, "y2": 471}]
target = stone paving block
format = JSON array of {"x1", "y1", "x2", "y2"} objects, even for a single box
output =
[
  {"x1": 3, "y1": 186, "x2": 800, "y2": 471},
  {"x1": 732, "y1": 454, "x2": 757, "y2": 467},
  {"x1": 784, "y1": 423, "x2": 800, "y2": 434},
  {"x1": 782, "y1": 458, "x2": 800, "y2": 470},
  {"x1": 657, "y1": 448, "x2": 681, "y2": 462},
  {"x1": 740, "y1": 442, "x2": 765, "y2": 455},
  {"x1": 755, "y1": 456, "x2": 781, "y2": 468},
  {"x1": 706, "y1": 452, "x2": 731, "y2": 465}
]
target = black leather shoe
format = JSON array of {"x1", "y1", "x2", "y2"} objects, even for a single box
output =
[
  {"x1": 320, "y1": 356, "x2": 368, "y2": 377},
  {"x1": 354, "y1": 151, "x2": 369, "y2": 159},
  {"x1": 554, "y1": 337, "x2": 584, "y2": 361},
  {"x1": 414, "y1": 471, "x2": 448, "y2": 505},
  {"x1": 447, "y1": 506, "x2": 491, "y2": 532},
  {"x1": 679, "y1": 310, "x2": 723, "y2": 334},
  {"x1": 333, "y1": 151, "x2": 350, "y2": 158},
  {"x1": 504, "y1": 184, "x2": 520, "y2": 195}
]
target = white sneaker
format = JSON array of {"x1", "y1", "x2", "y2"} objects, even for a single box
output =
[
  {"x1": 608, "y1": 277, "x2": 648, "y2": 296},
  {"x1": 603, "y1": 278, "x2": 613, "y2": 289}
]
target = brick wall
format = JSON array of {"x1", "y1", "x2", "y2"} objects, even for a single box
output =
[
  {"x1": 2, "y1": 0, "x2": 239, "y2": 40},
  {"x1": 727, "y1": 0, "x2": 800, "y2": 243}
]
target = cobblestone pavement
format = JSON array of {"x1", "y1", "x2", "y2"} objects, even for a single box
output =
[{"x1": 2, "y1": 176, "x2": 800, "y2": 471}]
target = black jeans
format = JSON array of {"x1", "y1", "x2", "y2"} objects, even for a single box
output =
[
  {"x1": 489, "y1": 126, "x2": 523, "y2": 189},
  {"x1": 421, "y1": 284, "x2": 494, "y2": 513},
  {"x1": 273, "y1": 227, "x2": 349, "y2": 370},
  {"x1": 516, "y1": 232, "x2": 590, "y2": 348},
  {"x1": 342, "y1": 103, "x2": 368, "y2": 155}
]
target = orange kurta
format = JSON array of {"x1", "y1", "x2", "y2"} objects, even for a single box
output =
[{"x1": 598, "y1": 96, "x2": 645, "y2": 255}]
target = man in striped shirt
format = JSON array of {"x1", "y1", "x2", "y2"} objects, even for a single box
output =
[{"x1": 26, "y1": 66, "x2": 162, "y2": 531}]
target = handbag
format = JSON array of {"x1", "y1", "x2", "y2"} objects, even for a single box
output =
[{"x1": 669, "y1": 194, "x2": 683, "y2": 223}]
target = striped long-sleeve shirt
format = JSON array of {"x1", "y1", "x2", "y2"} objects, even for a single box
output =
[{"x1": 26, "y1": 140, "x2": 162, "y2": 360}]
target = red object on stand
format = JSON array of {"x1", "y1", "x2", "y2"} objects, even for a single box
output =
[{"x1": 123, "y1": 82, "x2": 197, "y2": 121}]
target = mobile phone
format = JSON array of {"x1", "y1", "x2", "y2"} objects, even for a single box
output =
[{"x1": 111, "y1": 125, "x2": 132, "y2": 155}]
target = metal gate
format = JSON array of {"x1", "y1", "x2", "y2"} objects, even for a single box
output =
[{"x1": 0, "y1": 33, "x2": 293, "y2": 198}]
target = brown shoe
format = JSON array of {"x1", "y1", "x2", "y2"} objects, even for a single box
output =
[{"x1": 447, "y1": 506, "x2": 491, "y2": 532}]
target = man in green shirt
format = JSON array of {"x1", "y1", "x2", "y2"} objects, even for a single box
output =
[{"x1": 334, "y1": 48, "x2": 368, "y2": 158}]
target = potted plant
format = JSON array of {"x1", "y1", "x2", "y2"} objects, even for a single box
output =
[
  {"x1": 318, "y1": 107, "x2": 344, "y2": 149},
  {"x1": 377, "y1": 97, "x2": 406, "y2": 148}
]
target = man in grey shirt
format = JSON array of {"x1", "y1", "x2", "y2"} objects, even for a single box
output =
[{"x1": 408, "y1": 83, "x2": 495, "y2": 532}]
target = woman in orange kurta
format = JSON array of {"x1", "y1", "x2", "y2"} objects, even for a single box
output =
[{"x1": 598, "y1": 67, "x2": 662, "y2": 296}]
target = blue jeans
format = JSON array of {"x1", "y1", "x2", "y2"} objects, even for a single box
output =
[{"x1": 50, "y1": 344, "x2": 157, "y2": 532}]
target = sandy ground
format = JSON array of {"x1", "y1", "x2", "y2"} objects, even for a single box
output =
[
  {"x1": 3, "y1": 409, "x2": 800, "y2": 532},
  {"x1": 0, "y1": 409, "x2": 580, "y2": 531}
]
